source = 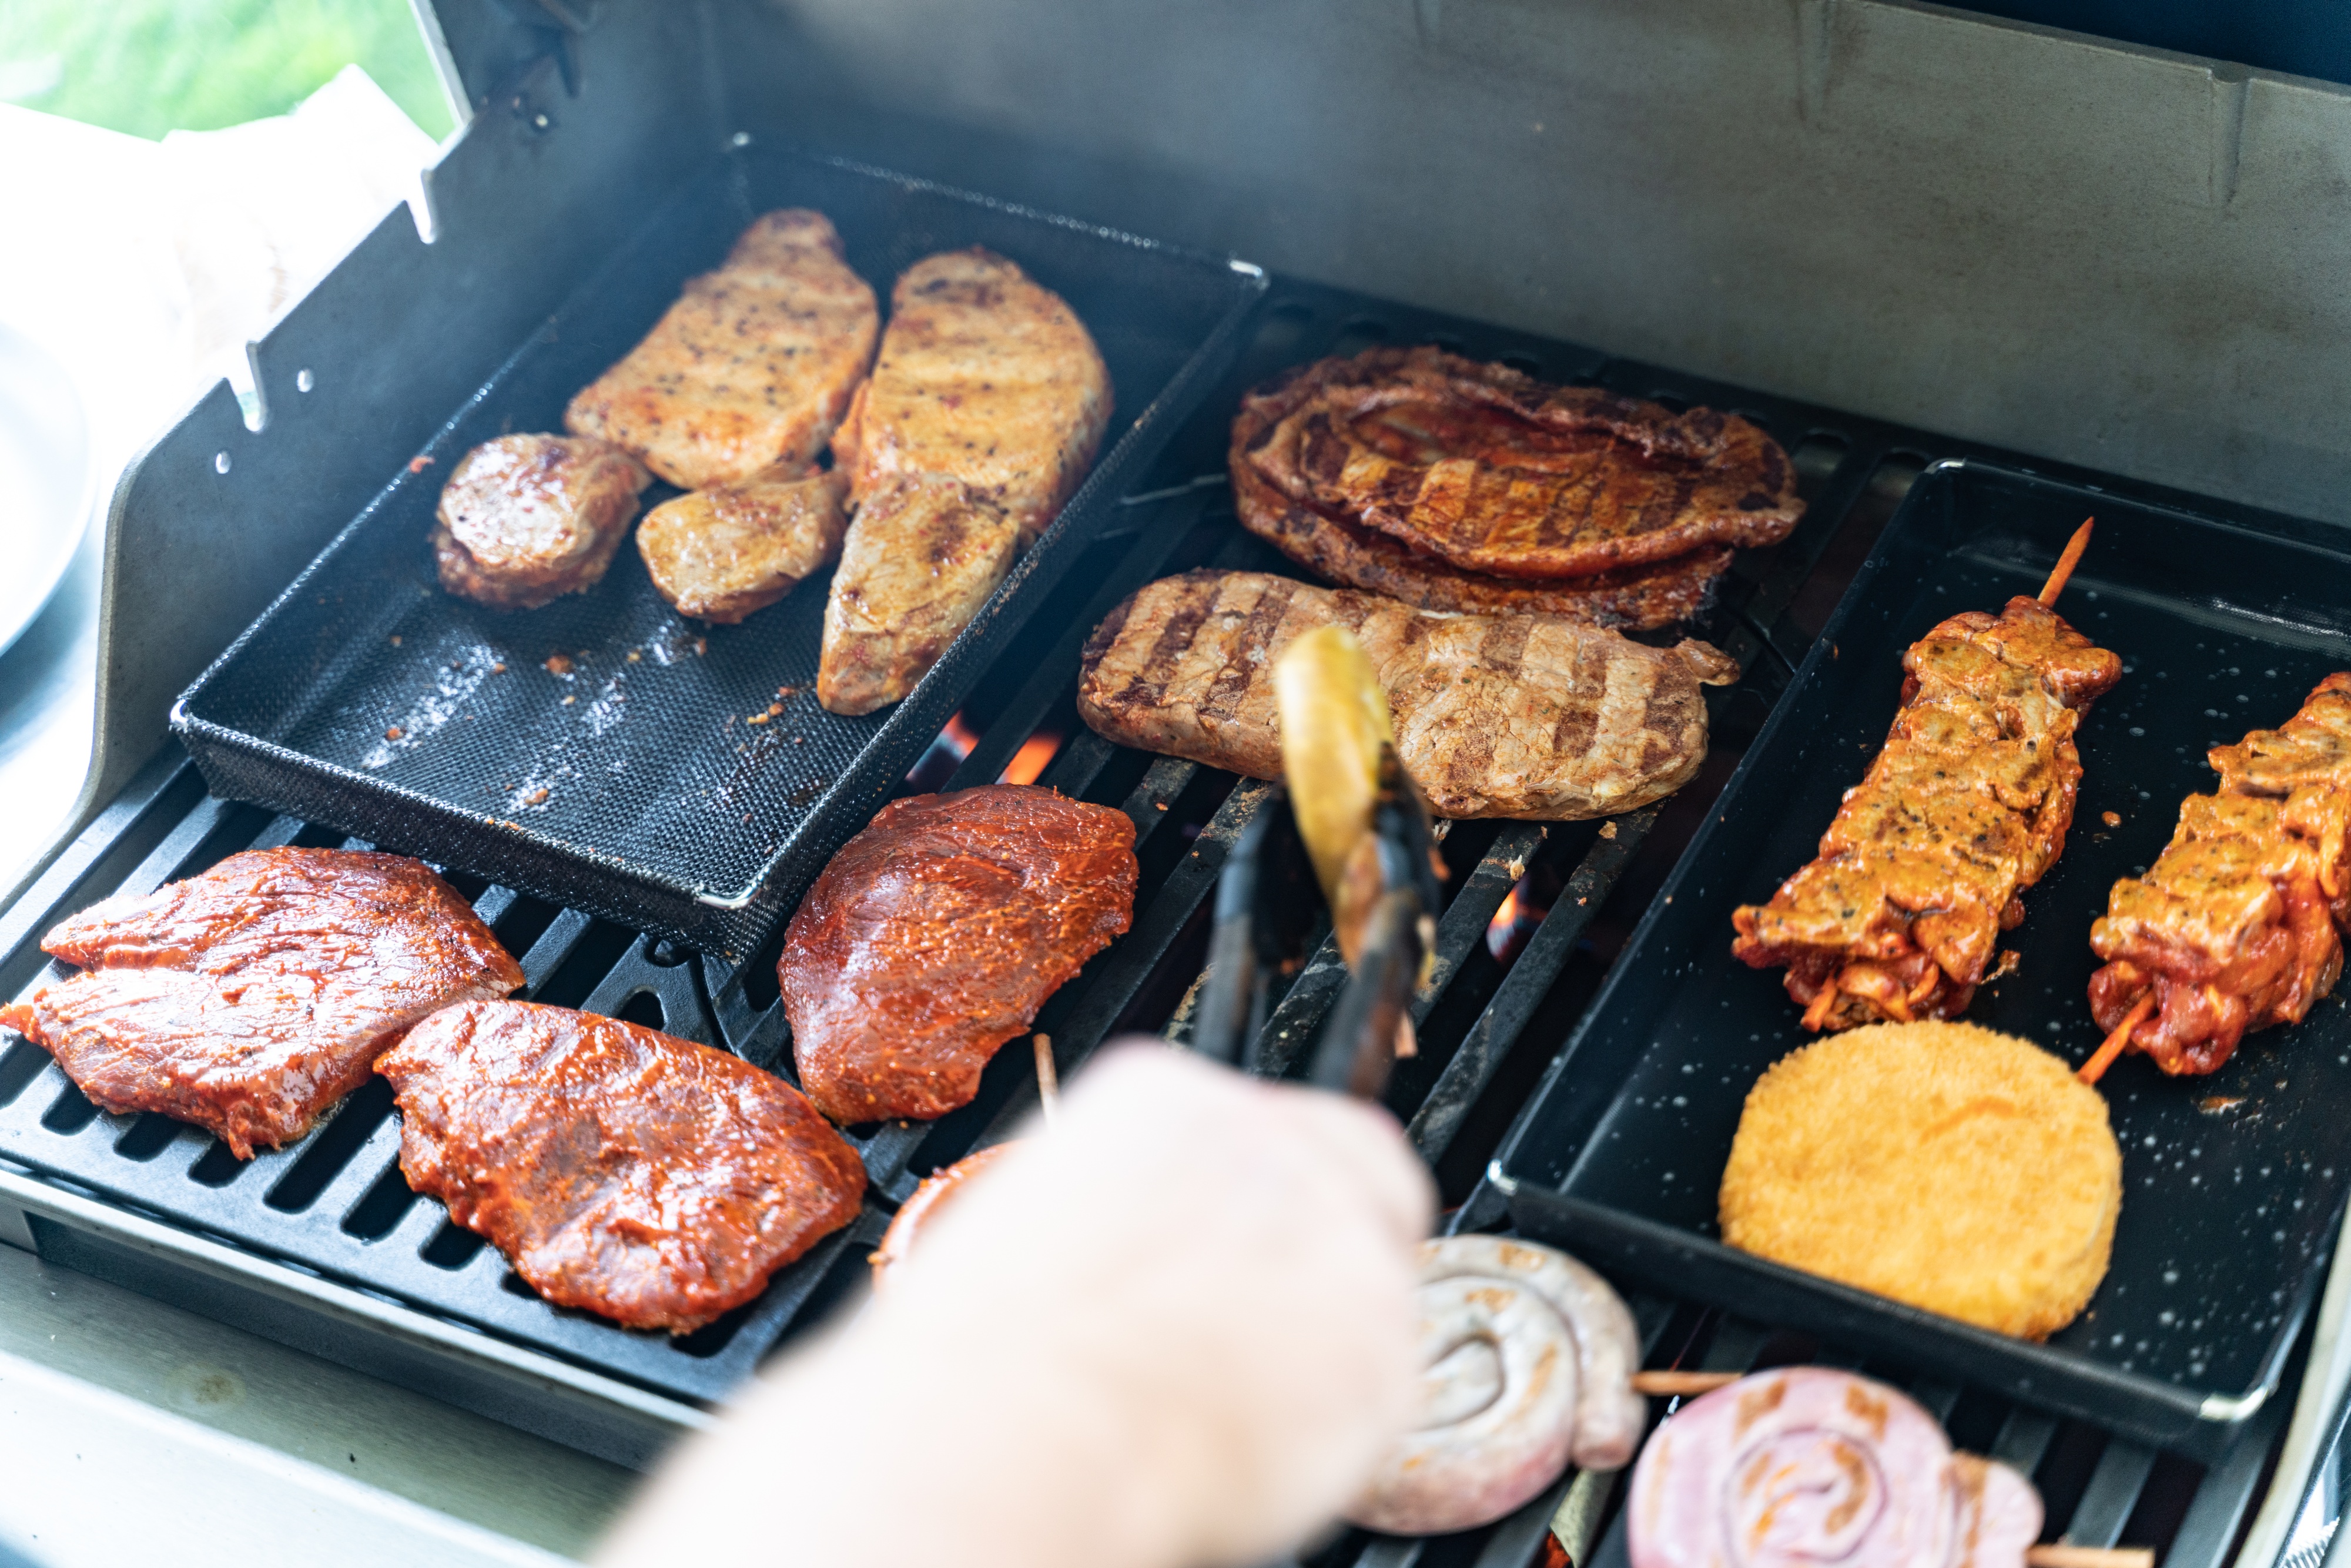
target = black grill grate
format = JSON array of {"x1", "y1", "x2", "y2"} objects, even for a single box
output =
[{"x1": 0, "y1": 281, "x2": 2303, "y2": 1560}]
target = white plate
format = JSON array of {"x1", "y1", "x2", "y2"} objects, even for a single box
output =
[{"x1": 0, "y1": 320, "x2": 93, "y2": 661}]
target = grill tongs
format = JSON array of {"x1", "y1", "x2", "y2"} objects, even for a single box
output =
[{"x1": 1191, "y1": 628, "x2": 1444, "y2": 1100}]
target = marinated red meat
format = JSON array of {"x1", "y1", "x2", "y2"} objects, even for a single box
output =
[
  {"x1": 378, "y1": 1000, "x2": 866, "y2": 1334},
  {"x1": 781, "y1": 785, "x2": 1138, "y2": 1124},
  {"x1": 0, "y1": 849, "x2": 521, "y2": 1158}
]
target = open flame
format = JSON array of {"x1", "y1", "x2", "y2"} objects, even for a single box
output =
[{"x1": 999, "y1": 731, "x2": 1063, "y2": 786}]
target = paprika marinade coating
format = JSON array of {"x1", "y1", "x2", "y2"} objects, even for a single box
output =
[{"x1": 2089, "y1": 672, "x2": 2351, "y2": 1076}]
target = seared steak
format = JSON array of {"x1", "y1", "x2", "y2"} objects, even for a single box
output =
[
  {"x1": 832, "y1": 247, "x2": 1111, "y2": 544},
  {"x1": 1235, "y1": 347, "x2": 1801, "y2": 580},
  {"x1": 379, "y1": 1000, "x2": 866, "y2": 1333},
  {"x1": 1077, "y1": 570, "x2": 1737, "y2": 819},
  {"x1": 0, "y1": 849, "x2": 521, "y2": 1158},
  {"x1": 637, "y1": 465, "x2": 849, "y2": 624},
  {"x1": 817, "y1": 475, "x2": 1022, "y2": 716},
  {"x1": 819, "y1": 248, "x2": 1111, "y2": 714},
  {"x1": 565, "y1": 209, "x2": 879, "y2": 490},
  {"x1": 1230, "y1": 456, "x2": 1732, "y2": 630},
  {"x1": 782, "y1": 785, "x2": 1137, "y2": 1124},
  {"x1": 431, "y1": 434, "x2": 650, "y2": 610}
]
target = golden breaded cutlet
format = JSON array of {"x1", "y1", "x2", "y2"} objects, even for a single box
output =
[{"x1": 1718, "y1": 1020, "x2": 2121, "y2": 1340}]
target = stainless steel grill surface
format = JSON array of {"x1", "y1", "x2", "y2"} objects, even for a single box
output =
[{"x1": 0, "y1": 283, "x2": 2302, "y2": 1562}]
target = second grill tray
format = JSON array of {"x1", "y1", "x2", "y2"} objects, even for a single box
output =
[
  {"x1": 168, "y1": 146, "x2": 1262, "y2": 961},
  {"x1": 1497, "y1": 458, "x2": 2351, "y2": 1458}
]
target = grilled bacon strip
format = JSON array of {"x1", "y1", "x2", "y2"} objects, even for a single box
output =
[
  {"x1": 2087, "y1": 673, "x2": 2351, "y2": 1076},
  {"x1": 1731, "y1": 596, "x2": 2121, "y2": 1030}
]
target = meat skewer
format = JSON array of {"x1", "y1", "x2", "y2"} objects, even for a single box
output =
[
  {"x1": 1731, "y1": 522, "x2": 2121, "y2": 1031},
  {"x1": 1626, "y1": 1366, "x2": 2154, "y2": 1568},
  {"x1": 2081, "y1": 671, "x2": 2351, "y2": 1080}
]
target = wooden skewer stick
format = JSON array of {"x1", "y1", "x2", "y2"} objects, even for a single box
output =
[
  {"x1": 2078, "y1": 994, "x2": 2153, "y2": 1085},
  {"x1": 1033, "y1": 1032, "x2": 1060, "y2": 1128},
  {"x1": 2038, "y1": 518, "x2": 2096, "y2": 607},
  {"x1": 2024, "y1": 1547, "x2": 2155, "y2": 1568},
  {"x1": 1630, "y1": 1370, "x2": 1740, "y2": 1396}
]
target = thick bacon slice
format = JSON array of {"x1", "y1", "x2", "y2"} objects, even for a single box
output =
[
  {"x1": 1234, "y1": 346, "x2": 1801, "y2": 581},
  {"x1": 2088, "y1": 673, "x2": 2351, "y2": 1075},
  {"x1": 1731, "y1": 597, "x2": 2121, "y2": 1030}
]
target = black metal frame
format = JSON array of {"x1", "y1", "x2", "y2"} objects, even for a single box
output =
[{"x1": 1, "y1": 278, "x2": 2309, "y2": 1559}]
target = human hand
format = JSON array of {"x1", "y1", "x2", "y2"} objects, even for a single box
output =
[{"x1": 600, "y1": 1040, "x2": 1434, "y2": 1568}]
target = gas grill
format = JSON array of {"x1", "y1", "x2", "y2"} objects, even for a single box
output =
[{"x1": 9, "y1": 0, "x2": 2351, "y2": 1562}]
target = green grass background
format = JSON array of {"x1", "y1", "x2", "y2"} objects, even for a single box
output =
[{"x1": 1, "y1": 0, "x2": 454, "y2": 140}]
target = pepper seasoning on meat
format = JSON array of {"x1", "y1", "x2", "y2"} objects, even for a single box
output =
[{"x1": 1732, "y1": 534, "x2": 2121, "y2": 1031}]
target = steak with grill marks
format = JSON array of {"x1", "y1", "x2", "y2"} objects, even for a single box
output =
[
  {"x1": 0, "y1": 849, "x2": 522, "y2": 1158},
  {"x1": 1235, "y1": 346, "x2": 1801, "y2": 581},
  {"x1": 564, "y1": 209, "x2": 879, "y2": 490},
  {"x1": 819, "y1": 249, "x2": 1112, "y2": 715},
  {"x1": 781, "y1": 785, "x2": 1137, "y2": 1124},
  {"x1": 1228, "y1": 455, "x2": 1733, "y2": 630},
  {"x1": 1076, "y1": 569, "x2": 1737, "y2": 820},
  {"x1": 378, "y1": 1000, "x2": 866, "y2": 1333}
]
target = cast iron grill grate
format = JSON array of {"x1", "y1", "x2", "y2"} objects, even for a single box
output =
[{"x1": 0, "y1": 284, "x2": 2295, "y2": 1562}]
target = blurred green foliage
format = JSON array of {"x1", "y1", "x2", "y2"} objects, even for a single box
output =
[{"x1": 0, "y1": 0, "x2": 454, "y2": 140}]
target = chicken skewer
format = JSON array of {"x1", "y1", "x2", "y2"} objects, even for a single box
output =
[
  {"x1": 1732, "y1": 522, "x2": 2121, "y2": 1031},
  {"x1": 2079, "y1": 671, "x2": 2351, "y2": 1082}
]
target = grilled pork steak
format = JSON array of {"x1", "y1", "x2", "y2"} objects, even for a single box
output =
[
  {"x1": 565, "y1": 209, "x2": 880, "y2": 490},
  {"x1": 819, "y1": 249, "x2": 1111, "y2": 715},
  {"x1": 637, "y1": 465, "x2": 849, "y2": 624},
  {"x1": 431, "y1": 434, "x2": 651, "y2": 610},
  {"x1": 1077, "y1": 571, "x2": 1737, "y2": 819},
  {"x1": 817, "y1": 475, "x2": 1022, "y2": 715},
  {"x1": 782, "y1": 785, "x2": 1137, "y2": 1124},
  {"x1": 1230, "y1": 457, "x2": 1733, "y2": 630},
  {"x1": 0, "y1": 849, "x2": 521, "y2": 1159},
  {"x1": 832, "y1": 247, "x2": 1111, "y2": 544},
  {"x1": 379, "y1": 1001, "x2": 865, "y2": 1334},
  {"x1": 1235, "y1": 346, "x2": 1801, "y2": 581}
]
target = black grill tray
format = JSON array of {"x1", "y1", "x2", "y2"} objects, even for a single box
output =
[
  {"x1": 170, "y1": 148, "x2": 1263, "y2": 960},
  {"x1": 1495, "y1": 458, "x2": 2351, "y2": 1459}
]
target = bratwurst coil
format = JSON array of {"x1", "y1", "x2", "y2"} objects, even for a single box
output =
[
  {"x1": 1346, "y1": 1236, "x2": 1643, "y2": 1536},
  {"x1": 1627, "y1": 1368, "x2": 2042, "y2": 1568}
]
